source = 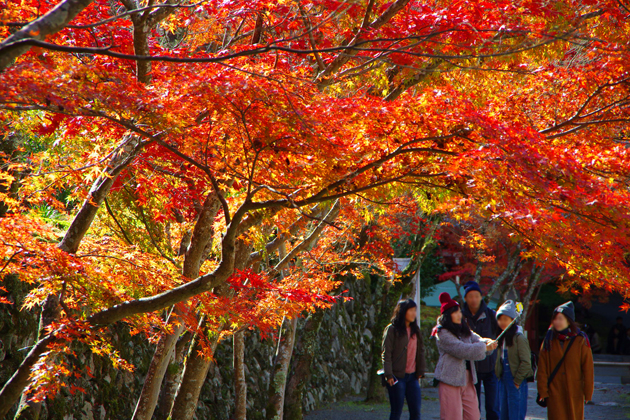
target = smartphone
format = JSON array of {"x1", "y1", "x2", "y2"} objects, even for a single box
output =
[{"x1": 391, "y1": 376, "x2": 399, "y2": 386}]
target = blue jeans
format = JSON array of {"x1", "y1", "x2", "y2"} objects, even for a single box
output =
[
  {"x1": 387, "y1": 373, "x2": 421, "y2": 420},
  {"x1": 474, "y1": 370, "x2": 500, "y2": 420},
  {"x1": 498, "y1": 351, "x2": 528, "y2": 420}
]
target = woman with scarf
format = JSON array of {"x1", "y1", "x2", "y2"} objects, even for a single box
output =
[{"x1": 536, "y1": 301, "x2": 594, "y2": 420}]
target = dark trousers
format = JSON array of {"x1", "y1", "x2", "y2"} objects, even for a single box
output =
[
  {"x1": 474, "y1": 370, "x2": 500, "y2": 420},
  {"x1": 387, "y1": 373, "x2": 421, "y2": 420}
]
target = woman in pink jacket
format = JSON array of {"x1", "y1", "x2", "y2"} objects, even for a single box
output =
[{"x1": 433, "y1": 293, "x2": 498, "y2": 420}]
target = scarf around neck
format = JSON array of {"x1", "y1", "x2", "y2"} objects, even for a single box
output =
[{"x1": 542, "y1": 327, "x2": 590, "y2": 351}]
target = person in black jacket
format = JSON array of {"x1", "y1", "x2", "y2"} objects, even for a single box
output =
[
  {"x1": 461, "y1": 281, "x2": 500, "y2": 420},
  {"x1": 607, "y1": 317, "x2": 627, "y2": 354}
]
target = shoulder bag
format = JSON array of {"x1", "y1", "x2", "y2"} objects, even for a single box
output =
[{"x1": 536, "y1": 336, "x2": 577, "y2": 407}]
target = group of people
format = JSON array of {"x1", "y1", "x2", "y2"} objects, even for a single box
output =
[{"x1": 381, "y1": 281, "x2": 594, "y2": 420}]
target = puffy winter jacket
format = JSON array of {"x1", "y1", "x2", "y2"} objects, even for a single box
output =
[{"x1": 434, "y1": 327, "x2": 488, "y2": 387}]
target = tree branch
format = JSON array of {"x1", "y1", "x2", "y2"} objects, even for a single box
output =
[
  {"x1": 0, "y1": 32, "x2": 561, "y2": 67},
  {"x1": 0, "y1": 0, "x2": 96, "y2": 71},
  {"x1": 154, "y1": 138, "x2": 231, "y2": 225},
  {"x1": 298, "y1": 3, "x2": 325, "y2": 72},
  {"x1": 272, "y1": 200, "x2": 340, "y2": 274},
  {"x1": 248, "y1": 204, "x2": 322, "y2": 265},
  {"x1": 316, "y1": 0, "x2": 411, "y2": 87},
  {"x1": 104, "y1": 196, "x2": 134, "y2": 245}
]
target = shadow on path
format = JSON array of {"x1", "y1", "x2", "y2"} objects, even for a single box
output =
[{"x1": 305, "y1": 382, "x2": 630, "y2": 420}]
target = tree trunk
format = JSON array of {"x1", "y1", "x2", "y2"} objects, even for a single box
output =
[
  {"x1": 522, "y1": 263, "x2": 545, "y2": 321},
  {"x1": 365, "y1": 274, "x2": 393, "y2": 402},
  {"x1": 132, "y1": 193, "x2": 221, "y2": 420},
  {"x1": 283, "y1": 310, "x2": 325, "y2": 419},
  {"x1": 131, "y1": 310, "x2": 185, "y2": 420},
  {"x1": 0, "y1": 133, "x2": 23, "y2": 217},
  {"x1": 168, "y1": 319, "x2": 219, "y2": 420},
  {"x1": 473, "y1": 219, "x2": 489, "y2": 283},
  {"x1": 233, "y1": 330, "x2": 247, "y2": 420},
  {"x1": 266, "y1": 206, "x2": 341, "y2": 418},
  {"x1": 365, "y1": 271, "x2": 418, "y2": 402},
  {"x1": 13, "y1": 295, "x2": 61, "y2": 420},
  {"x1": 169, "y1": 238, "x2": 252, "y2": 420},
  {"x1": 485, "y1": 244, "x2": 522, "y2": 303},
  {"x1": 155, "y1": 331, "x2": 192, "y2": 420},
  {"x1": 501, "y1": 259, "x2": 524, "y2": 303},
  {"x1": 266, "y1": 241, "x2": 293, "y2": 420},
  {"x1": 58, "y1": 136, "x2": 142, "y2": 253},
  {"x1": 266, "y1": 316, "x2": 299, "y2": 420},
  {"x1": 132, "y1": 20, "x2": 152, "y2": 83},
  {"x1": 366, "y1": 219, "x2": 439, "y2": 402},
  {"x1": 57, "y1": 0, "x2": 160, "y2": 257}
]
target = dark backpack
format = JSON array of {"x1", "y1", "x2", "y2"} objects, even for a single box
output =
[
  {"x1": 527, "y1": 351, "x2": 538, "y2": 382},
  {"x1": 514, "y1": 331, "x2": 537, "y2": 382}
]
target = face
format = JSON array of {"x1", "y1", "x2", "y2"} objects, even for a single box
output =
[
  {"x1": 552, "y1": 313, "x2": 570, "y2": 331},
  {"x1": 405, "y1": 306, "x2": 417, "y2": 323},
  {"x1": 497, "y1": 314, "x2": 513, "y2": 331},
  {"x1": 450, "y1": 307, "x2": 463, "y2": 324},
  {"x1": 464, "y1": 291, "x2": 482, "y2": 310}
]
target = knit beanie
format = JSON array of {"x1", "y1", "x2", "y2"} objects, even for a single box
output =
[
  {"x1": 463, "y1": 281, "x2": 482, "y2": 297},
  {"x1": 496, "y1": 300, "x2": 518, "y2": 320},
  {"x1": 554, "y1": 301, "x2": 575, "y2": 322},
  {"x1": 439, "y1": 292, "x2": 459, "y2": 314}
]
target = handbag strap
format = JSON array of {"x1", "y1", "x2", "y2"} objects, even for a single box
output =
[{"x1": 547, "y1": 336, "x2": 577, "y2": 386}]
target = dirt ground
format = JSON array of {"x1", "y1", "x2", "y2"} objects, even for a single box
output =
[{"x1": 304, "y1": 382, "x2": 630, "y2": 420}]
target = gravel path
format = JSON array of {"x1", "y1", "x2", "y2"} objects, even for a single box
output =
[{"x1": 305, "y1": 382, "x2": 630, "y2": 420}]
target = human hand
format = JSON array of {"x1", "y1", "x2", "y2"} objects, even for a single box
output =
[
  {"x1": 514, "y1": 381, "x2": 520, "y2": 389},
  {"x1": 387, "y1": 378, "x2": 396, "y2": 386},
  {"x1": 486, "y1": 340, "x2": 498, "y2": 351}
]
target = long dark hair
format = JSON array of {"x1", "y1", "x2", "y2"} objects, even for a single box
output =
[
  {"x1": 497, "y1": 322, "x2": 518, "y2": 347},
  {"x1": 437, "y1": 305, "x2": 471, "y2": 338},
  {"x1": 391, "y1": 299, "x2": 421, "y2": 338}
]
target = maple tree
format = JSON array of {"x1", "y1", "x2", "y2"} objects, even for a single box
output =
[
  {"x1": 437, "y1": 217, "x2": 569, "y2": 318},
  {"x1": 1, "y1": 0, "x2": 630, "y2": 418}
]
